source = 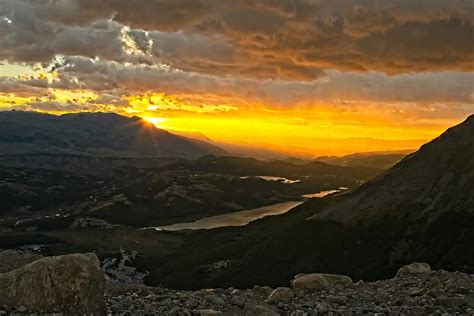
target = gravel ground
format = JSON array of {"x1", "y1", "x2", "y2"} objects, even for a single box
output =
[
  {"x1": 105, "y1": 269, "x2": 474, "y2": 315},
  {"x1": 1, "y1": 250, "x2": 472, "y2": 315}
]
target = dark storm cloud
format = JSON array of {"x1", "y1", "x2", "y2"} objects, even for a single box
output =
[{"x1": 1, "y1": 0, "x2": 473, "y2": 80}]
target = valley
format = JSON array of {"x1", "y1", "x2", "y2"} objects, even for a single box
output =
[
  {"x1": 0, "y1": 112, "x2": 384, "y2": 291},
  {"x1": 0, "y1": 112, "x2": 472, "y2": 315},
  {"x1": 0, "y1": 153, "x2": 368, "y2": 280}
]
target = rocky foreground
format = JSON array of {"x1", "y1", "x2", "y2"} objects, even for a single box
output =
[
  {"x1": 0, "y1": 251, "x2": 473, "y2": 315},
  {"x1": 106, "y1": 263, "x2": 474, "y2": 315}
]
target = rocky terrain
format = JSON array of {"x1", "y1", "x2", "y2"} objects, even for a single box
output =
[
  {"x1": 105, "y1": 266, "x2": 474, "y2": 315},
  {"x1": 0, "y1": 251, "x2": 473, "y2": 315}
]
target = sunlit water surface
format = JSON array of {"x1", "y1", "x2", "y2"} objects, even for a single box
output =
[{"x1": 146, "y1": 188, "x2": 348, "y2": 231}]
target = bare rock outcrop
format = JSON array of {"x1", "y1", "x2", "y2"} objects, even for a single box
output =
[{"x1": 0, "y1": 253, "x2": 105, "y2": 314}]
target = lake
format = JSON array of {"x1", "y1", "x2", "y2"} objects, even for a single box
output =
[
  {"x1": 149, "y1": 201, "x2": 304, "y2": 231},
  {"x1": 302, "y1": 187, "x2": 348, "y2": 198},
  {"x1": 239, "y1": 175, "x2": 300, "y2": 184},
  {"x1": 147, "y1": 188, "x2": 346, "y2": 231}
]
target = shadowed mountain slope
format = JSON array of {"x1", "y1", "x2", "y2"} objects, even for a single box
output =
[
  {"x1": 0, "y1": 111, "x2": 225, "y2": 158},
  {"x1": 312, "y1": 115, "x2": 474, "y2": 224}
]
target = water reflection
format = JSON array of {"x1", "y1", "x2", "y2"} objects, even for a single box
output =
[
  {"x1": 146, "y1": 188, "x2": 348, "y2": 232},
  {"x1": 302, "y1": 187, "x2": 348, "y2": 198},
  {"x1": 150, "y1": 201, "x2": 303, "y2": 231},
  {"x1": 239, "y1": 175, "x2": 301, "y2": 184}
]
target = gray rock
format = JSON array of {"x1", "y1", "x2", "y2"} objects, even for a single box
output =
[
  {"x1": 315, "y1": 302, "x2": 330, "y2": 313},
  {"x1": 17, "y1": 306, "x2": 27, "y2": 313},
  {"x1": 266, "y1": 287, "x2": 294, "y2": 304},
  {"x1": 250, "y1": 305, "x2": 280, "y2": 315},
  {"x1": 464, "y1": 294, "x2": 474, "y2": 308},
  {"x1": 0, "y1": 253, "x2": 105, "y2": 314},
  {"x1": 395, "y1": 263, "x2": 431, "y2": 278},
  {"x1": 434, "y1": 295, "x2": 466, "y2": 308},
  {"x1": 408, "y1": 287, "x2": 424, "y2": 296},
  {"x1": 326, "y1": 295, "x2": 347, "y2": 305},
  {"x1": 290, "y1": 310, "x2": 307, "y2": 316},
  {"x1": 230, "y1": 295, "x2": 246, "y2": 308},
  {"x1": 291, "y1": 273, "x2": 353, "y2": 294},
  {"x1": 207, "y1": 295, "x2": 226, "y2": 306}
]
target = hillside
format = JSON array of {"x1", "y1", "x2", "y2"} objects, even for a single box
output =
[
  {"x1": 0, "y1": 111, "x2": 225, "y2": 158},
  {"x1": 313, "y1": 115, "x2": 474, "y2": 224},
  {"x1": 314, "y1": 150, "x2": 413, "y2": 170},
  {"x1": 170, "y1": 155, "x2": 383, "y2": 181}
]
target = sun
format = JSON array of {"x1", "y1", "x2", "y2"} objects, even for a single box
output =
[{"x1": 144, "y1": 117, "x2": 167, "y2": 128}]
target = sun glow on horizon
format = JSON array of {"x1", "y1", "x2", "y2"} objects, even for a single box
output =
[
  {"x1": 144, "y1": 116, "x2": 167, "y2": 128},
  {"x1": 0, "y1": 64, "x2": 469, "y2": 157}
]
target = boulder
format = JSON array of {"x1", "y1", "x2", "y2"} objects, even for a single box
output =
[
  {"x1": 266, "y1": 287, "x2": 294, "y2": 304},
  {"x1": 0, "y1": 253, "x2": 105, "y2": 314},
  {"x1": 395, "y1": 262, "x2": 431, "y2": 278},
  {"x1": 250, "y1": 305, "x2": 280, "y2": 316},
  {"x1": 230, "y1": 294, "x2": 246, "y2": 308},
  {"x1": 291, "y1": 273, "x2": 353, "y2": 294}
]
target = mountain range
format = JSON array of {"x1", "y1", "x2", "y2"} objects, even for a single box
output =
[
  {"x1": 0, "y1": 111, "x2": 225, "y2": 158},
  {"x1": 314, "y1": 150, "x2": 413, "y2": 169}
]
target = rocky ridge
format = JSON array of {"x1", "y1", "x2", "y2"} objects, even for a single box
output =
[{"x1": 0, "y1": 251, "x2": 472, "y2": 315}]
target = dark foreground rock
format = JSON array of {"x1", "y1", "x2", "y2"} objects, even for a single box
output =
[
  {"x1": 0, "y1": 253, "x2": 472, "y2": 315},
  {"x1": 105, "y1": 263, "x2": 474, "y2": 315},
  {"x1": 0, "y1": 249, "x2": 42, "y2": 273},
  {"x1": 0, "y1": 253, "x2": 105, "y2": 314}
]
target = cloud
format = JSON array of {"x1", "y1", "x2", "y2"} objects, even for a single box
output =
[
  {"x1": 0, "y1": 77, "x2": 51, "y2": 97},
  {"x1": 0, "y1": 0, "x2": 472, "y2": 125},
  {"x1": 9, "y1": 55, "x2": 471, "y2": 109},
  {"x1": 0, "y1": 0, "x2": 472, "y2": 80}
]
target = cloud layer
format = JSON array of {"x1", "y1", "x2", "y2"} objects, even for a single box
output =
[
  {"x1": 0, "y1": 0, "x2": 473, "y2": 142},
  {"x1": 1, "y1": 0, "x2": 473, "y2": 79}
]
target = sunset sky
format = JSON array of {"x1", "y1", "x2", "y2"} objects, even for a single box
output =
[{"x1": 0, "y1": 0, "x2": 473, "y2": 156}]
